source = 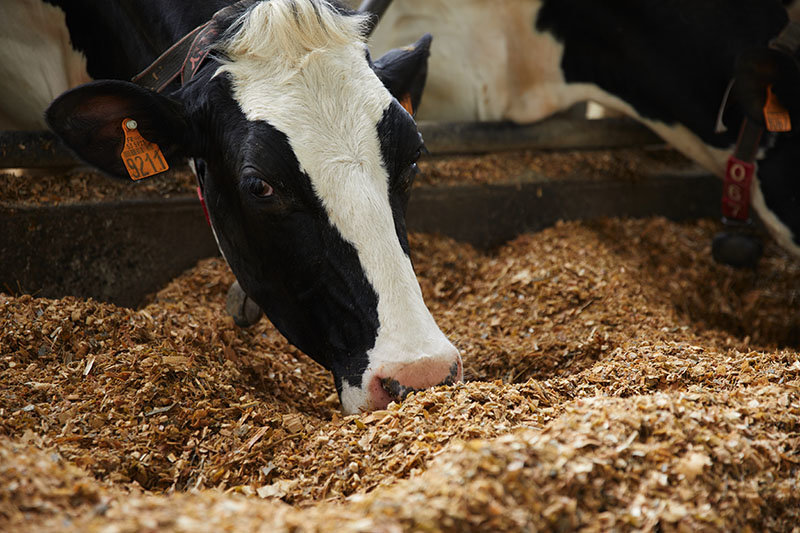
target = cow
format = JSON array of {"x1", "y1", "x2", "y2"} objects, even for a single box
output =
[
  {"x1": 2, "y1": 0, "x2": 462, "y2": 414},
  {"x1": 365, "y1": 0, "x2": 800, "y2": 263}
]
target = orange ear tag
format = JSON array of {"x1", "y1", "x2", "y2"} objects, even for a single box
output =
[
  {"x1": 399, "y1": 94, "x2": 414, "y2": 115},
  {"x1": 763, "y1": 84, "x2": 792, "y2": 133},
  {"x1": 120, "y1": 118, "x2": 169, "y2": 180}
]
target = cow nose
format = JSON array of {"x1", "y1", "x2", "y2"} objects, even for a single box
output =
[{"x1": 368, "y1": 351, "x2": 463, "y2": 410}]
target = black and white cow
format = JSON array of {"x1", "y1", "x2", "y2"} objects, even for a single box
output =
[
  {"x1": 367, "y1": 0, "x2": 800, "y2": 259},
  {"x1": 2, "y1": 0, "x2": 462, "y2": 413}
]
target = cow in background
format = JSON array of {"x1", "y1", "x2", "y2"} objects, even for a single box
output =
[
  {"x1": 0, "y1": 1, "x2": 90, "y2": 130},
  {"x1": 2, "y1": 0, "x2": 462, "y2": 414},
  {"x1": 364, "y1": 0, "x2": 800, "y2": 260}
]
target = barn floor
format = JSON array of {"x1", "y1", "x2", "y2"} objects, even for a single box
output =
[{"x1": 2, "y1": 217, "x2": 800, "y2": 532}]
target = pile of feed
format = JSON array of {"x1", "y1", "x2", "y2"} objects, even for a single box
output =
[
  {"x1": 415, "y1": 147, "x2": 694, "y2": 187},
  {"x1": 0, "y1": 168, "x2": 197, "y2": 206},
  {"x1": 2, "y1": 215, "x2": 799, "y2": 529}
]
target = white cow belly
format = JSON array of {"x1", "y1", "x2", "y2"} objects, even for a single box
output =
[{"x1": 0, "y1": 0, "x2": 90, "y2": 130}]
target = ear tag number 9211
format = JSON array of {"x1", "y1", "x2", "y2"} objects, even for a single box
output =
[{"x1": 120, "y1": 118, "x2": 169, "y2": 180}]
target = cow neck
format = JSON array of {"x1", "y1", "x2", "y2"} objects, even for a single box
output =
[
  {"x1": 129, "y1": 1, "x2": 258, "y2": 229},
  {"x1": 131, "y1": 0, "x2": 257, "y2": 93}
]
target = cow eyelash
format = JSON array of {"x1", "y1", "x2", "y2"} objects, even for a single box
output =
[
  {"x1": 410, "y1": 140, "x2": 426, "y2": 165},
  {"x1": 392, "y1": 142, "x2": 425, "y2": 192}
]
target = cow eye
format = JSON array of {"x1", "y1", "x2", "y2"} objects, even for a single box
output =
[
  {"x1": 245, "y1": 175, "x2": 274, "y2": 198},
  {"x1": 252, "y1": 179, "x2": 274, "y2": 198},
  {"x1": 396, "y1": 162, "x2": 419, "y2": 193}
]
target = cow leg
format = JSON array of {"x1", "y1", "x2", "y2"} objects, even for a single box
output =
[{"x1": 226, "y1": 280, "x2": 264, "y2": 328}]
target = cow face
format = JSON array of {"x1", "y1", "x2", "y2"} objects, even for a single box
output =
[{"x1": 45, "y1": 0, "x2": 461, "y2": 414}]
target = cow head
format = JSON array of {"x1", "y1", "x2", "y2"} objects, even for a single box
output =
[{"x1": 45, "y1": 0, "x2": 461, "y2": 414}]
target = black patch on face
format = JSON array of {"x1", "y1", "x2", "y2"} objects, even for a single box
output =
[
  {"x1": 377, "y1": 102, "x2": 425, "y2": 257},
  {"x1": 186, "y1": 75, "x2": 382, "y2": 390},
  {"x1": 535, "y1": 0, "x2": 788, "y2": 146}
]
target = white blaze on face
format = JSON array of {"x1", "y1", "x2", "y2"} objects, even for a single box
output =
[{"x1": 217, "y1": 0, "x2": 459, "y2": 414}]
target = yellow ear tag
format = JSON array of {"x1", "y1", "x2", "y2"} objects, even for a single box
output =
[
  {"x1": 400, "y1": 94, "x2": 414, "y2": 115},
  {"x1": 764, "y1": 84, "x2": 792, "y2": 133},
  {"x1": 120, "y1": 118, "x2": 169, "y2": 180}
]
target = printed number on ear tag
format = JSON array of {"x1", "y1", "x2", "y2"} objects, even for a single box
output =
[
  {"x1": 764, "y1": 85, "x2": 792, "y2": 133},
  {"x1": 120, "y1": 118, "x2": 169, "y2": 180}
]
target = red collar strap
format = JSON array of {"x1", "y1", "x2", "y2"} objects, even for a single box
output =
[{"x1": 196, "y1": 186, "x2": 211, "y2": 226}]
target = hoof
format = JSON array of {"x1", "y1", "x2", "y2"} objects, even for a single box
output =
[
  {"x1": 712, "y1": 231, "x2": 763, "y2": 269},
  {"x1": 225, "y1": 280, "x2": 264, "y2": 327}
]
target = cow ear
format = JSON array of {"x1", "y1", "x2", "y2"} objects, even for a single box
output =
[
  {"x1": 45, "y1": 80, "x2": 191, "y2": 179},
  {"x1": 372, "y1": 33, "x2": 432, "y2": 116}
]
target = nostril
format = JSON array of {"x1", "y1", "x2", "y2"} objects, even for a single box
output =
[
  {"x1": 380, "y1": 377, "x2": 413, "y2": 402},
  {"x1": 380, "y1": 360, "x2": 462, "y2": 403},
  {"x1": 444, "y1": 360, "x2": 461, "y2": 385}
]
